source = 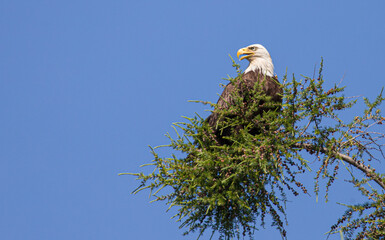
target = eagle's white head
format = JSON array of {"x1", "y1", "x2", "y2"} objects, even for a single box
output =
[{"x1": 237, "y1": 44, "x2": 274, "y2": 77}]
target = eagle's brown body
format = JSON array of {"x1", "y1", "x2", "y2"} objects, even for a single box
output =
[{"x1": 207, "y1": 70, "x2": 282, "y2": 144}]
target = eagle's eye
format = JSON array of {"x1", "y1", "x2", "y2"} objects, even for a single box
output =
[{"x1": 249, "y1": 46, "x2": 257, "y2": 51}]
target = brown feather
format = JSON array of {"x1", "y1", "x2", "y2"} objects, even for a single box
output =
[{"x1": 206, "y1": 70, "x2": 282, "y2": 144}]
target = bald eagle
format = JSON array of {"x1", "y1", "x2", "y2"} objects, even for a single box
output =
[{"x1": 206, "y1": 44, "x2": 283, "y2": 144}]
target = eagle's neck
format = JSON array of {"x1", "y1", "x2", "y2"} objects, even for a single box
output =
[{"x1": 245, "y1": 57, "x2": 274, "y2": 77}]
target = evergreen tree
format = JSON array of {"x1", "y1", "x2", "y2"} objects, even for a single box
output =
[{"x1": 122, "y1": 59, "x2": 385, "y2": 240}]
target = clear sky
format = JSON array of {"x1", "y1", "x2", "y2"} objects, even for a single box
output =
[{"x1": 1, "y1": 1, "x2": 384, "y2": 240}]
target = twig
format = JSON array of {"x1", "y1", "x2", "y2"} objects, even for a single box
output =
[{"x1": 294, "y1": 143, "x2": 385, "y2": 190}]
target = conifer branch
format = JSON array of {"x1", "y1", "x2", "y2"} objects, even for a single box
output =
[{"x1": 295, "y1": 143, "x2": 385, "y2": 190}]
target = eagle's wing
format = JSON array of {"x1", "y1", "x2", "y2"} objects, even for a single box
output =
[{"x1": 207, "y1": 82, "x2": 237, "y2": 128}]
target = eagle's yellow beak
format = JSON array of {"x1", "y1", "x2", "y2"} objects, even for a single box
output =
[{"x1": 237, "y1": 48, "x2": 255, "y2": 61}]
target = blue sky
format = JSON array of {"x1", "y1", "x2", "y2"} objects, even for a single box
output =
[{"x1": 1, "y1": 1, "x2": 384, "y2": 239}]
